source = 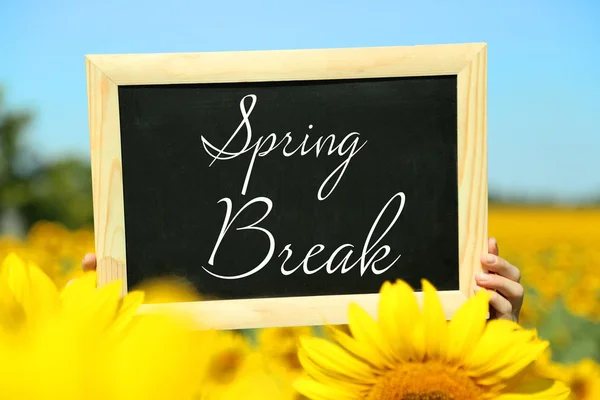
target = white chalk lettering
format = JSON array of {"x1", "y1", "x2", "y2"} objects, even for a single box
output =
[
  {"x1": 202, "y1": 192, "x2": 405, "y2": 280},
  {"x1": 200, "y1": 94, "x2": 367, "y2": 200},
  {"x1": 202, "y1": 196, "x2": 274, "y2": 280},
  {"x1": 283, "y1": 191, "x2": 404, "y2": 276}
]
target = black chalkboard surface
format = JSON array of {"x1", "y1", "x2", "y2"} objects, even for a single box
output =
[
  {"x1": 118, "y1": 77, "x2": 458, "y2": 299},
  {"x1": 86, "y1": 44, "x2": 488, "y2": 329}
]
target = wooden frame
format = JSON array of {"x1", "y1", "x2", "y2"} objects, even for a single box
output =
[{"x1": 85, "y1": 43, "x2": 487, "y2": 330}]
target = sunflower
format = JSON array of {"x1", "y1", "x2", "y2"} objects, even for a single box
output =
[
  {"x1": 213, "y1": 352, "x2": 288, "y2": 400},
  {"x1": 0, "y1": 252, "x2": 201, "y2": 400},
  {"x1": 194, "y1": 329, "x2": 254, "y2": 398},
  {"x1": 133, "y1": 276, "x2": 203, "y2": 303},
  {"x1": 0, "y1": 236, "x2": 63, "y2": 286},
  {"x1": 562, "y1": 358, "x2": 600, "y2": 400},
  {"x1": 295, "y1": 279, "x2": 571, "y2": 400},
  {"x1": 259, "y1": 326, "x2": 314, "y2": 377},
  {"x1": 539, "y1": 356, "x2": 600, "y2": 400}
]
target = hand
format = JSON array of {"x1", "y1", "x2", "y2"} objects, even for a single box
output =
[
  {"x1": 82, "y1": 253, "x2": 97, "y2": 272},
  {"x1": 476, "y1": 238, "x2": 524, "y2": 322}
]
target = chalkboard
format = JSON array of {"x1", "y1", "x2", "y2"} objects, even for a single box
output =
[{"x1": 85, "y1": 44, "x2": 488, "y2": 329}]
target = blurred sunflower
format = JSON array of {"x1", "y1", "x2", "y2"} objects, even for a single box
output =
[
  {"x1": 0, "y1": 253, "x2": 201, "y2": 400},
  {"x1": 563, "y1": 358, "x2": 600, "y2": 400},
  {"x1": 259, "y1": 326, "x2": 313, "y2": 378},
  {"x1": 0, "y1": 235, "x2": 63, "y2": 284},
  {"x1": 195, "y1": 329, "x2": 254, "y2": 398},
  {"x1": 214, "y1": 352, "x2": 287, "y2": 400},
  {"x1": 28, "y1": 222, "x2": 96, "y2": 288},
  {"x1": 547, "y1": 358, "x2": 600, "y2": 400},
  {"x1": 26, "y1": 221, "x2": 72, "y2": 256},
  {"x1": 133, "y1": 276, "x2": 203, "y2": 304},
  {"x1": 295, "y1": 279, "x2": 571, "y2": 400},
  {"x1": 533, "y1": 350, "x2": 600, "y2": 400}
]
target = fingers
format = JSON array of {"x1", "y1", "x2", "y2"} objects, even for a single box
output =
[
  {"x1": 477, "y1": 288, "x2": 513, "y2": 317},
  {"x1": 475, "y1": 272, "x2": 524, "y2": 301},
  {"x1": 480, "y1": 254, "x2": 521, "y2": 283},
  {"x1": 488, "y1": 237, "x2": 499, "y2": 256},
  {"x1": 82, "y1": 253, "x2": 97, "y2": 272},
  {"x1": 481, "y1": 238, "x2": 522, "y2": 322}
]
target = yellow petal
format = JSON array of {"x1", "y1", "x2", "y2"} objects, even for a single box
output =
[
  {"x1": 377, "y1": 280, "x2": 415, "y2": 363},
  {"x1": 476, "y1": 341, "x2": 549, "y2": 387},
  {"x1": 294, "y1": 376, "x2": 362, "y2": 400},
  {"x1": 0, "y1": 278, "x2": 26, "y2": 330},
  {"x1": 109, "y1": 313, "x2": 199, "y2": 400},
  {"x1": 325, "y1": 325, "x2": 386, "y2": 370},
  {"x1": 466, "y1": 321, "x2": 549, "y2": 386},
  {"x1": 347, "y1": 302, "x2": 395, "y2": 369},
  {"x1": 464, "y1": 320, "x2": 532, "y2": 368},
  {"x1": 108, "y1": 290, "x2": 145, "y2": 338},
  {"x1": 90, "y1": 280, "x2": 130, "y2": 331},
  {"x1": 392, "y1": 279, "x2": 425, "y2": 361},
  {"x1": 495, "y1": 378, "x2": 571, "y2": 399},
  {"x1": 298, "y1": 349, "x2": 371, "y2": 393},
  {"x1": 60, "y1": 271, "x2": 98, "y2": 304},
  {"x1": 0, "y1": 253, "x2": 30, "y2": 304},
  {"x1": 409, "y1": 318, "x2": 427, "y2": 362},
  {"x1": 61, "y1": 275, "x2": 123, "y2": 333},
  {"x1": 377, "y1": 281, "x2": 398, "y2": 343},
  {"x1": 0, "y1": 254, "x2": 60, "y2": 323},
  {"x1": 446, "y1": 289, "x2": 489, "y2": 363},
  {"x1": 299, "y1": 336, "x2": 376, "y2": 383},
  {"x1": 421, "y1": 279, "x2": 448, "y2": 360},
  {"x1": 23, "y1": 261, "x2": 61, "y2": 316}
]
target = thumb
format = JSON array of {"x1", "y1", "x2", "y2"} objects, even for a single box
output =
[
  {"x1": 82, "y1": 253, "x2": 97, "y2": 272},
  {"x1": 488, "y1": 237, "x2": 499, "y2": 256}
]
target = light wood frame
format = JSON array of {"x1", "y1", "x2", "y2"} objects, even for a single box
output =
[{"x1": 85, "y1": 42, "x2": 487, "y2": 330}]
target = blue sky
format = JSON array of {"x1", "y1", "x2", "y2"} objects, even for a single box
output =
[{"x1": 1, "y1": 0, "x2": 599, "y2": 201}]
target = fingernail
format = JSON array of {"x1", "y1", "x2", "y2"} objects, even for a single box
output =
[
  {"x1": 477, "y1": 273, "x2": 490, "y2": 281},
  {"x1": 485, "y1": 254, "x2": 496, "y2": 264}
]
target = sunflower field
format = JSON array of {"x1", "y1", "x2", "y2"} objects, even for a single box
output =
[{"x1": 0, "y1": 206, "x2": 598, "y2": 399}]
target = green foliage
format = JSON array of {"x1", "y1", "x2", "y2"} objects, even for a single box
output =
[
  {"x1": 489, "y1": 191, "x2": 600, "y2": 206},
  {"x1": 0, "y1": 88, "x2": 36, "y2": 209},
  {"x1": 0, "y1": 87, "x2": 94, "y2": 233},
  {"x1": 536, "y1": 298, "x2": 600, "y2": 364},
  {"x1": 24, "y1": 157, "x2": 94, "y2": 230}
]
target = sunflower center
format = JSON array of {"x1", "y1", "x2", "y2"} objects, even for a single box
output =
[
  {"x1": 206, "y1": 349, "x2": 244, "y2": 384},
  {"x1": 571, "y1": 378, "x2": 589, "y2": 399},
  {"x1": 367, "y1": 361, "x2": 484, "y2": 400},
  {"x1": 281, "y1": 349, "x2": 303, "y2": 371}
]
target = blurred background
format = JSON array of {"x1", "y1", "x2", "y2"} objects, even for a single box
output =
[{"x1": 0, "y1": 0, "x2": 598, "y2": 396}]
